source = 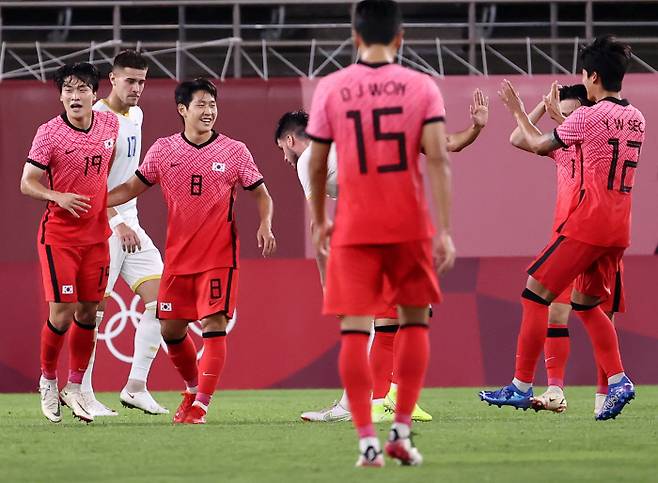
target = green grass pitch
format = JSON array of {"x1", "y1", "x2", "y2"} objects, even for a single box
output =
[{"x1": 1, "y1": 387, "x2": 657, "y2": 482}]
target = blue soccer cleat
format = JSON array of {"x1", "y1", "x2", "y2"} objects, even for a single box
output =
[
  {"x1": 595, "y1": 376, "x2": 635, "y2": 421},
  {"x1": 478, "y1": 384, "x2": 533, "y2": 410}
]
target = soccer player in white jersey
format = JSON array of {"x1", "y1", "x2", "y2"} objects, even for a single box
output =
[
  {"x1": 82, "y1": 50, "x2": 168, "y2": 416},
  {"x1": 275, "y1": 92, "x2": 488, "y2": 423}
]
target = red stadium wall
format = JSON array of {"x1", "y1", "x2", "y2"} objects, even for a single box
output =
[{"x1": 0, "y1": 75, "x2": 656, "y2": 392}]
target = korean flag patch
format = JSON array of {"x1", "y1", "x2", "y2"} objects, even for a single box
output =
[
  {"x1": 212, "y1": 162, "x2": 226, "y2": 172},
  {"x1": 104, "y1": 138, "x2": 115, "y2": 150},
  {"x1": 160, "y1": 302, "x2": 173, "y2": 312}
]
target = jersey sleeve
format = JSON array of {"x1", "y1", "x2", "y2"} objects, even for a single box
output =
[
  {"x1": 306, "y1": 79, "x2": 333, "y2": 144},
  {"x1": 237, "y1": 144, "x2": 264, "y2": 191},
  {"x1": 554, "y1": 107, "x2": 587, "y2": 147},
  {"x1": 27, "y1": 124, "x2": 53, "y2": 170},
  {"x1": 423, "y1": 76, "x2": 447, "y2": 124},
  {"x1": 136, "y1": 141, "x2": 161, "y2": 186}
]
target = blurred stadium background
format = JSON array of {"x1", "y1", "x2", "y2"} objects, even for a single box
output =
[{"x1": 1, "y1": 0, "x2": 657, "y2": 393}]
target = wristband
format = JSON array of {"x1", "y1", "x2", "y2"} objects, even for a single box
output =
[{"x1": 109, "y1": 213, "x2": 126, "y2": 230}]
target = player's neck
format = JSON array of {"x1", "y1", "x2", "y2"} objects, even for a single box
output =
[
  {"x1": 65, "y1": 110, "x2": 93, "y2": 131},
  {"x1": 104, "y1": 93, "x2": 130, "y2": 115},
  {"x1": 593, "y1": 89, "x2": 622, "y2": 102},
  {"x1": 184, "y1": 128, "x2": 214, "y2": 146},
  {"x1": 358, "y1": 45, "x2": 396, "y2": 65}
]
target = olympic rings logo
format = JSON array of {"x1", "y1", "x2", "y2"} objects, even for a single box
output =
[{"x1": 97, "y1": 291, "x2": 238, "y2": 363}]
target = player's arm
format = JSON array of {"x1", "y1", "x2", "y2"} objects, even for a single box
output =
[
  {"x1": 499, "y1": 79, "x2": 562, "y2": 156},
  {"x1": 307, "y1": 141, "x2": 332, "y2": 257},
  {"x1": 422, "y1": 121, "x2": 455, "y2": 275},
  {"x1": 107, "y1": 174, "x2": 150, "y2": 207},
  {"x1": 107, "y1": 207, "x2": 141, "y2": 253},
  {"x1": 248, "y1": 183, "x2": 276, "y2": 257},
  {"x1": 509, "y1": 100, "x2": 546, "y2": 153},
  {"x1": 445, "y1": 88, "x2": 489, "y2": 152},
  {"x1": 20, "y1": 162, "x2": 91, "y2": 218}
]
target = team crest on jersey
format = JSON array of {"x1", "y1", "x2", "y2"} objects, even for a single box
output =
[
  {"x1": 61, "y1": 285, "x2": 74, "y2": 295},
  {"x1": 104, "y1": 138, "x2": 115, "y2": 150},
  {"x1": 160, "y1": 302, "x2": 173, "y2": 312},
  {"x1": 212, "y1": 162, "x2": 226, "y2": 172}
]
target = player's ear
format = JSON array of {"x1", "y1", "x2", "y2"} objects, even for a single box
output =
[
  {"x1": 393, "y1": 30, "x2": 404, "y2": 51},
  {"x1": 287, "y1": 134, "x2": 295, "y2": 148},
  {"x1": 109, "y1": 71, "x2": 116, "y2": 86},
  {"x1": 352, "y1": 29, "x2": 362, "y2": 50},
  {"x1": 177, "y1": 103, "x2": 187, "y2": 118}
]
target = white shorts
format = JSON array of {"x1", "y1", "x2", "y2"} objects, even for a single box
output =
[{"x1": 105, "y1": 217, "x2": 164, "y2": 295}]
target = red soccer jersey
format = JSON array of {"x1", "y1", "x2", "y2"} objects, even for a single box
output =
[
  {"x1": 306, "y1": 62, "x2": 446, "y2": 246},
  {"x1": 548, "y1": 145, "x2": 581, "y2": 233},
  {"x1": 555, "y1": 97, "x2": 646, "y2": 247},
  {"x1": 27, "y1": 112, "x2": 119, "y2": 246},
  {"x1": 137, "y1": 131, "x2": 264, "y2": 275}
]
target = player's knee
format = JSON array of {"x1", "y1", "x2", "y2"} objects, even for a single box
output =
[
  {"x1": 160, "y1": 320, "x2": 188, "y2": 341},
  {"x1": 548, "y1": 304, "x2": 570, "y2": 325},
  {"x1": 521, "y1": 288, "x2": 551, "y2": 306},
  {"x1": 570, "y1": 290, "x2": 601, "y2": 311},
  {"x1": 74, "y1": 310, "x2": 97, "y2": 327},
  {"x1": 201, "y1": 314, "x2": 228, "y2": 333},
  {"x1": 525, "y1": 277, "x2": 554, "y2": 303}
]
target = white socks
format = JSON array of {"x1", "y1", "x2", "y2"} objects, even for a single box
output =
[
  {"x1": 128, "y1": 301, "x2": 162, "y2": 384},
  {"x1": 512, "y1": 378, "x2": 532, "y2": 393},
  {"x1": 80, "y1": 311, "x2": 104, "y2": 393}
]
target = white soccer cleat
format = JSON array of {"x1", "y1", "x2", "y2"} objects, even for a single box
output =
[
  {"x1": 82, "y1": 392, "x2": 118, "y2": 417},
  {"x1": 385, "y1": 423, "x2": 423, "y2": 466},
  {"x1": 120, "y1": 388, "x2": 169, "y2": 415},
  {"x1": 594, "y1": 393, "x2": 607, "y2": 416},
  {"x1": 531, "y1": 386, "x2": 568, "y2": 413},
  {"x1": 300, "y1": 400, "x2": 351, "y2": 422},
  {"x1": 355, "y1": 437, "x2": 385, "y2": 468},
  {"x1": 59, "y1": 383, "x2": 94, "y2": 423},
  {"x1": 39, "y1": 376, "x2": 62, "y2": 423}
]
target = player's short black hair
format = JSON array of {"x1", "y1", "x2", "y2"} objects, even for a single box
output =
[
  {"x1": 274, "y1": 110, "x2": 309, "y2": 144},
  {"x1": 559, "y1": 84, "x2": 593, "y2": 107},
  {"x1": 580, "y1": 35, "x2": 631, "y2": 92},
  {"x1": 113, "y1": 50, "x2": 148, "y2": 71},
  {"x1": 352, "y1": 0, "x2": 402, "y2": 46},
  {"x1": 54, "y1": 62, "x2": 100, "y2": 93},
  {"x1": 175, "y1": 78, "x2": 218, "y2": 108}
]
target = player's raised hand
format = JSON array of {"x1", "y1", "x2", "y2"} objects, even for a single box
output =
[
  {"x1": 434, "y1": 232, "x2": 456, "y2": 275},
  {"x1": 498, "y1": 79, "x2": 525, "y2": 115},
  {"x1": 53, "y1": 192, "x2": 91, "y2": 218},
  {"x1": 312, "y1": 219, "x2": 333, "y2": 258},
  {"x1": 470, "y1": 88, "x2": 489, "y2": 128},
  {"x1": 543, "y1": 81, "x2": 565, "y2": 124},
  {"x1": 115, "y1": 223, "x2": 142, "y2": 253},
  {"x1": 257, "y1": 223, "x2": 276, "y2": 257}
]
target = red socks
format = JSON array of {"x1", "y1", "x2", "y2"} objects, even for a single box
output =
[
  {"x1": 596, "y1": 362, "x2": 608, "y2": 394},
  {"x1": 339, "y1": 331, "x2": 374, "y2": 437},
  {"x1": 68, "y1": 319, "x2": 96, "y2": 384},
  {"x1": 514, "y1": 290, "x2": 550, "y2": 384},
  {"x1": 166, "y1": 334, "x2": 199, "y2": 389},
  {"x1": 394, "y1": 324, "x2": 430, "y2": 425},
  {"x1": 196, "y1": 332, "x2": 227, "y2": 406},
  {"x1": 40, "y1": 321, "x2": 66, "y2": 380},
  {"x1": 544, "y1": 325, "x2": 570, "y2": 387},
  {"x1": 574, "y1": 305, "x2": 624, "y2": 379},
  {"x1": 370, "y1": 325, "x2": 398, "y2": 399}
]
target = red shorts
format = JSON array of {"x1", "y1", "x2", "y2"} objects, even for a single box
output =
[
  {"x1": 324, "y1": 239, "x2": 441, "y2": 316},
  {"x1": 528, "y1": 235, "x2": 625, "y2": 309},
  {"x1": 37, "y1": 241, "x2": 110, "y2": 303},
  {"x1": 157, "y1": 267, "x2": 238, "y2": 320}
]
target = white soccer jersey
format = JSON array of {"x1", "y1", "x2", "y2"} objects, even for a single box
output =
[
  {"x1": 93, "y1": 100, "x2": 143, "y2": 219},
  {"x1": 297, "y1": 144, "x2": 338, "y2": 200}
]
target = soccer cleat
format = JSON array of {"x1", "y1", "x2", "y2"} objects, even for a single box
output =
[
  {"x1": 39, "y1": 376, "x2": 62, "y2": 423},
  {"x1": 120, "y1": 388, "x2": 169, "y2": 415},
  {"x1": 300, "y1": 400, "x2": 351, "y2": 422},
  {"x1": 182, "y1": 404, "x2": 207, "y2": 424},
  {"x1": 384, "y1": 424, "x2": 423, "y2": 466},
  {"x1": 594, "y1": 393, "x2": 606, "y2": 417},
  {"x1": 355, "y1": 437, "x2": 384, "y2": 468},
  {"x1": 372, "y1": 400, "x2": 394, "y2": 423},
  {"x1": 59, "y1": 383, "x2": 94, "y2": 423},
  {"x1": 531, "y1": 386, "x2": 568, "y2": 413},
  {"x1": 384, "y1": 388, "x2": 433, "y2": 422},
  {"x1": 479, "y1": 384, "x2": 533, "y2": 410},
  {"x1": 595, "y1": 376, "x2": 635, "y2": 421},
  {"x1": 82, "y1": 392, "x2": 118, "y2": 417},
  {"x1": 173, "y1": 392, "x2": 196, "y2": 423}
]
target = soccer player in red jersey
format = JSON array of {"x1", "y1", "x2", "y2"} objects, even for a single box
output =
[
  {"x1": 20, "y1": 63, "x2": 119, "y2": 423},
  {"x1": 107, "y1": 78, "x2": 276, "y2": 425},
  {"x1": 480, "y1": 35, "x2": 644, "y2": 421},
  {"x1": 275, "y1": 92, "x2": 488, "y2": 424},
  {"x1": 510, "y1": 82, "x2": 626, "y2": 415},
  {"x1": 306, "y1": 0, "x2": 454, "y2": 466}
]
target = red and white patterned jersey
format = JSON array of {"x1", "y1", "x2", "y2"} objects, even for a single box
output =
[
  {"x1": 137, "y1": 131, "x2": 264, "y2": 274},
  {"x1": 548, "y1": 145, "x2": 581, "y2": 234},
  {"x1": 555, "y1": 97, "x2": 646, "y2": 247},
  {"x1": 27, "y1": 111, "x2": 119, "y2": 246},
  {"x1": 306, "y1": 61, "x2": 445, "y2": 246}
]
